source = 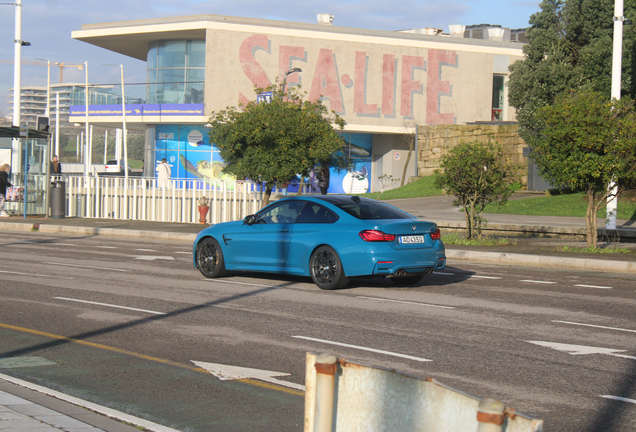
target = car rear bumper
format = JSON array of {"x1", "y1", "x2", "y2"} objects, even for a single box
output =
[{"x1": 340, "y1": 241, "x2": 446, "y2": 277}]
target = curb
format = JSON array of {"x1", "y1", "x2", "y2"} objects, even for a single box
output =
[
  {"x1": 437, "y1": 220, "x2": 636, "y2": 240},
  {"x1": 3, "y1": 221, "x2": 635, "y2": 274},
  {"x1": 0, "y1": 221, "x2": 196, "y2": 242},
  {"x1": 446, "y1": 249, "x2": 636, "y2": 274}
]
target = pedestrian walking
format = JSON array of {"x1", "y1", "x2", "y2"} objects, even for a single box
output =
[
  {"x1": 0, "y1": 164, "x2": 12, "y2": 217},
  {"x1": 318, "y1": 165, "x2": 330, "y2": 195},
  {"x1": 50, "y1": 155, "x2": 62, "y2": 175},
  {"x1": 156, "y1": 158, "x2": 172, "y2": 189}
]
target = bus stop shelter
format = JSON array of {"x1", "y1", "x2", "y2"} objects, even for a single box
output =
[{"x1": 0, "y1": 126, "x2": 51, "y2": 217}]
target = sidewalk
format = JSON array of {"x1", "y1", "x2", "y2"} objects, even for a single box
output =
[{"x1": 0, "y1": 373, "x2": 179, "y2": 432}]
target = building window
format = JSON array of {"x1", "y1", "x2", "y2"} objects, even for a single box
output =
[
  {"x1": 492, "y1": 75, "x2": 505, "y2": 121},
  {"x1": 146, "y1": 40, "x2": 205, "y2": 104}
]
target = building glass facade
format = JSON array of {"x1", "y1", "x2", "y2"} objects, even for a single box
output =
[{"x1": 146, "y1": 40, "x2": 205, "y2": 104}]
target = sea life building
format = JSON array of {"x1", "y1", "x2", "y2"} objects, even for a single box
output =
[{"x1": 71, "y1": 15, "x2": 524, "y2": 193}]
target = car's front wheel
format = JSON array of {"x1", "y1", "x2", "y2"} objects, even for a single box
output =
[
  {"x1": 196, "y1": 238, "x2": 227, "y2": 278},
  {"x1": 309, "y1": 246, "x2": 349, "y2": 290}
]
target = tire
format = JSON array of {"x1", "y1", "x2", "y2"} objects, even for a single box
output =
[
  {"x1": 196, "y1": 238, "x2": 227, "y2": 278},
  {"x1": 390, "y1": 274, "x2": 424, "y2": 286},
  {"x1": 309, "y1": 246, "x2": 349, "y2": 290}
]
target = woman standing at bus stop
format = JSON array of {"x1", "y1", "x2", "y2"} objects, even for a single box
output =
[{"x1": 0, "y1": 164, "x2": 12, "y2": 217}]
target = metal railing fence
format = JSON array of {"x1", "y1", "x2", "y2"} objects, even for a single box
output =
[{"x1": 58, "y1": 176, "x2": 264, "y2": 224}]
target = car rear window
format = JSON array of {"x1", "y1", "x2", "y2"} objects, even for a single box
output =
[{"x1": 317, "y1": 196, "x2": 413, "y2": 220}]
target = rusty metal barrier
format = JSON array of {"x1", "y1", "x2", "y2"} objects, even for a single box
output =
[{"x1": 304, "y1": 352, "x2": 543, "y2": 432}]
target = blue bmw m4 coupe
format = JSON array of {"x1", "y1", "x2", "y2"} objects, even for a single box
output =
[{"x1": 193, "y1": 195, "x2": 446, "y2": 290}]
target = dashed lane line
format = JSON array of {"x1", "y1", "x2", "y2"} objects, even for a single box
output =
[
  {"x1": 601, "y1": 395, "x2": 636, "y2": 404},
  {"x1": 0, "y1": 270, "x2": 74, "y2": 280},
  {"x1": 53, "y1": 297, "x2": 166, "y2": 315},
  {"x1": 553, "y1": 320, "x2": 636, "y2": 334},
  {"x1": 43, "y1": 262, "x2": 129, "y2": 272},
  {"x1": 520, "y1": 280, "x2": 557, "y2": 284},
  {"x1": 292, "y1": 335, "x2": 432, "y2": 362},
  {"x1": 357, "y1": 296, "x2": 455, "y2": 309},
  {"x1": 574, "y1": 284, "x2": 613, "y2": 289}
]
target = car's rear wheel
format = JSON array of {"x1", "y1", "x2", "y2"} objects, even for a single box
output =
[
  {"x1": 310, "y1": 246, "x2": 349, "y2": 290},
  {"x1": 390, "y1": 274, "x2": 424, "y2": 286},
  {"x1": 196, "y1": 238, "x2": 227, "y2": 278}
]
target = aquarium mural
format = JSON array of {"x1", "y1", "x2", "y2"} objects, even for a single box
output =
[
  {"x1": 154, "y1": 125, "x2": 372, "y2": 194},
  {"x1": 155, "y1": 125, "x2": 236, "y2": 188}
]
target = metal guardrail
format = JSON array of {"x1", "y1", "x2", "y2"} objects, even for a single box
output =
[{"x1": 305, "y1": 352, "x2": 544, "y2": 432}]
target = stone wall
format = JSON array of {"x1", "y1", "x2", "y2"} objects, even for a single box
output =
[{"x1": 417, "y1": 123, "x2": 528, "y2": 186}]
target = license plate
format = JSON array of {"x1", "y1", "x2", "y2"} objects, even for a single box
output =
[{"x1": 399, "y1": 235, "x2": 425, "y2": 244}]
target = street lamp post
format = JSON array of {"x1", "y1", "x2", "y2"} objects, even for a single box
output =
[
  {"x1": 84, "y1": 61, "x2": 90, "y2": 177},
  {"x1": 103, "y1": 64, "x2": 128, "y2": 181},
  {"x1": 281, "y1": 67, "x2": 302, "y2": 99},
  {"x1": 607, "y1": 0, "x2": 624, "y2": 230}
]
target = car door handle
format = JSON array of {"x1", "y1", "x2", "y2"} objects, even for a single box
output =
[{"x1": 279, "y1": 228, "x2": 288, "y2": 233}]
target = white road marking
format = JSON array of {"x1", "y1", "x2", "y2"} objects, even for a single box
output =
[
  {"x1": 176, "y1": 252, "x2": 191, "y2": 255},
  {"x1": 54, "y1": 243, "x2": 76, "y2": 246},
  {"x1": 520, "y1": 280, "x2": 557, "y2": 284},
  {"x1": 0, "y1": 270, "x2": 74, "y2": 280},
  {"x1": 135, "y1": 248, "x2": 157, "y2": 252},
  {"x1": 357, "y1": 296, "x2": 455, "y2": 309},
  {"x1": 95, "y1": 246, "x2": 118, "y2": 249},
  {"x1": 292, "y1": 336, "x2": 432, "y2": 362},
  {"x1": 574, "y1": 284, "x2": 612, "y2": 289},
  {"x1": 53, "y1": 297, "x2": 165, "y2": 315},
  {"x1": 205, "y1": 279, "x2": 274, "y2": 288},
  {"x1": 465, "y1": 275, "x2": 502, "y2": 280},
  {"x1": 43, "y1": 261, "x2": 128, "y2": 272},
  {"x1": 526, "y1": 340, "x2": 636, "y2": 360},
  {"x1": 131, "y1": 256, "x2": 175, "y2": 261},
  {"x1": 553, "y1": 320, "x2": 636, "y2": 334},
  {"x1": 435, "y1": 272, "x2": 455, "y2": 276},
  {"x1": 602, "y1": 395, "x2": 636, "y2": 404},
  {"x1": 192, "y1": 360, "x2": 305, "y2": 391}
]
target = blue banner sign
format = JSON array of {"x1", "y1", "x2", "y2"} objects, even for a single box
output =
[{"x1": 69, "y1": 103, "x2": 204, "y2": 117}]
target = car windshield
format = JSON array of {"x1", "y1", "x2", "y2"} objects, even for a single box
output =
[{"x1": 316, "y1": 196, "x2": 413, "y2": 220}]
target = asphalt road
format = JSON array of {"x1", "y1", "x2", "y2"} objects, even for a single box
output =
[{"x1": 1, "y1": 231, "x2": 636, "y2": 431}]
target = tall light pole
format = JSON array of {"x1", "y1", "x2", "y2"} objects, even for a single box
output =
[
  {"x1": 84, "y1": 61, "x2": 90, "y2": 176},
  {"x1": 607, "y1": 0, "x2": 624, "y2": 230},
  {"x1": 281, "y1": 67, "x2": 302, "y2": 99},
  {"x1": 3, "y1": 0, "x2": 30, "y2": 172},
  {"x1": 103, "y1": 64, "x2": 128, "y2": 180}
]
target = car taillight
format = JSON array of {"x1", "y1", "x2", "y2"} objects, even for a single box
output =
[
  {"x1": 430, "y1": 228, "x2": 441, "y2": 241},
  {"x1": 359, "y1": 230, "x2": 396, "y2": 242}
]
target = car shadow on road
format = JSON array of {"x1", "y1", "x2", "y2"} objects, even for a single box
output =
[
  {"x1": 0, "y1": 281, "x2": 293, "y2": 360},
  {"x1": 219, "y1": 266, "x2": 475, "y2": 290}
]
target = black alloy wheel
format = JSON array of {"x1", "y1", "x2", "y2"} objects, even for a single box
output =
[
  {"x1": 196, "y1": 238, "x2": 227, "y2": 278},
  {"x1": 309, "y1": 246, "x2": 349, "y2": 290}
]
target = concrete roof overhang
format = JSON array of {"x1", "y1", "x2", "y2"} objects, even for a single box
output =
[
  {"x1": 72, "y1": 19, "x2": 207, "y2": 61},
  {"x1": 72, "y1": 14, "x2": 525, "y2": 62}
]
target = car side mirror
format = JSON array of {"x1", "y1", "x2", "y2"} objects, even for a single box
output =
[{"x1": 244, "y1": 214, "x2": 257, "y2": 225}]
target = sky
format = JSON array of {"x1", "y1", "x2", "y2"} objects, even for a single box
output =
[{"x1": 0, "y1": 0, "x2": 540, "y2": 120}]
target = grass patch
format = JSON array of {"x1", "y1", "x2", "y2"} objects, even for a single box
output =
[
  {"x1": 360, "y1": 175, "x2": 444, "y2": 200},
  {"x1": 557, "y1": 246, "x2": 634, "y2": 254},
  {"x1": 441, "y1": 232, "x2": 517, "y2": 246},
  {"x1": 483, "y1": 192, "x2": 636, "y2": 221}
]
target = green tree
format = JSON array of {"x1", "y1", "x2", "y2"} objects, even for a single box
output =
[
  {"x1": 208, "y1": 83, "x2": 351, "y2": 207},
  {"x1": 508, "y1": 0, "x2": 636, "y2": 133},
  {"x1": 434, "y1": 142, "x2": 519, "y2": 239},
  {"x1": 530, "y1": 90, "x2": 636, "y2": 247}
]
